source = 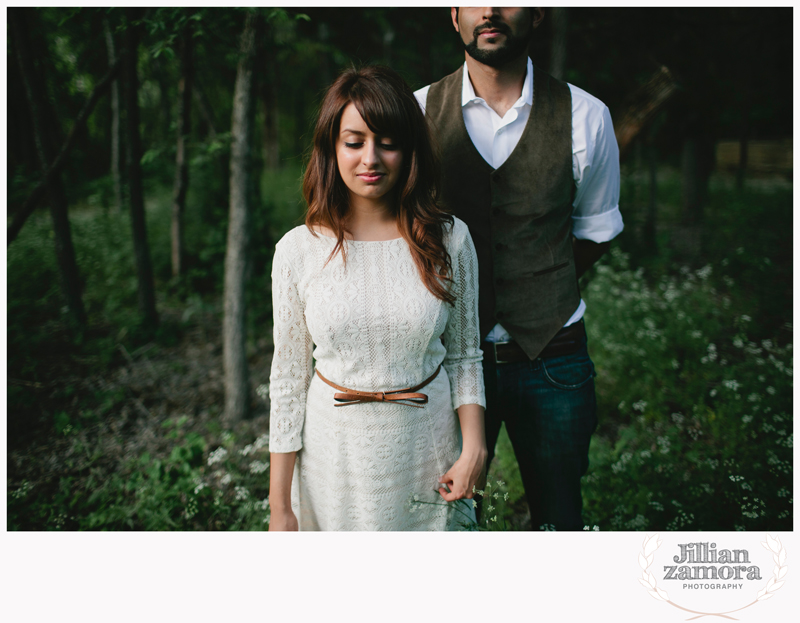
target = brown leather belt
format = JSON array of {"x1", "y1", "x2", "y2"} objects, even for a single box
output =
[
  {"x1": 482, "y1": 320, "x2": 586, "y2": 365},
  {"x1": 315, "y1": 365, "x2": 441, "y2": 408}
]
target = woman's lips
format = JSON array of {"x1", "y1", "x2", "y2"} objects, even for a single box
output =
[{"x1": 358, "y1": 173, "x2": 385, "y2": 183}]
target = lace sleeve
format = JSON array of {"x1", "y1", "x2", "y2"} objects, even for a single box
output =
[
  {"x1": 442, "y1": 223, "x2": 486, "y2": 410},
  {"x1": 269, "y1": 239, "x2": 313, "y2": 452}
]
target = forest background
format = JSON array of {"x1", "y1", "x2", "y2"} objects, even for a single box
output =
[{"x1": 5, "y1": 7, "x2": 793, "y2": 531}]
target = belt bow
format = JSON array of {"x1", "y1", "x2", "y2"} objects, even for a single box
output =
[{"x1": 315, "y1": 366, "x2": 441, "y2": 408}]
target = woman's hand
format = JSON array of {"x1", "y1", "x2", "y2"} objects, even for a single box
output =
[
  {"x1": 438, "y1": 444, "x2": 487, "y2": 502},
  {"x1": 439, "y1": 403, "x2": 487, "y2": 501},
  {"x1": 268, "y1": 506, "x2": 299, "y2": 531}
]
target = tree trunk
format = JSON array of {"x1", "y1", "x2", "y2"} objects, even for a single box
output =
[
  {"x1": 193, "y1": 80, "x2": 218, "y2": 140},
  {"x1": 644, "y1": 138, "x2": 658, "y2": 251},
  {"x1": 10, "y1": 8, "x2": 87, "y2": 329},
  {"x1": 261, "y1": 54, "x2": 280, "y2": 170},
  {"x1": 150, "y1": 55, "x2": 173, "y2": 141},
  {"x1": 104, "y1": 18, "x2": 123, "y2": 213},
  {"x1": 382, "y1": 22, "x2": 395, "y2": 67},
  {"x1": 123, "y1": 9, "x2": 158, "y2": 327},
  {"x1": 681, "y1": 112, "x2": 715, "y2": 225},
  {"x1": 223, "y1": 12, "x2": 261, "y2": 423},
  {"x1": 614, "y1": 66, "x2": 678, "y2": 161},
  {"x1": 171, "y1": 25, "x2": 193, "y2": 278},
  {"x1": 549, "y1": 7, "x2": 568, "y2": 81}
]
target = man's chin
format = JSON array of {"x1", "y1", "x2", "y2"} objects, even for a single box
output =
[
  {"x1": 464, "y1": 37, "x2": 530, "y2": 69},
  {"x1": 464, "y1": 41, "x2": 525, "y2": 68}
]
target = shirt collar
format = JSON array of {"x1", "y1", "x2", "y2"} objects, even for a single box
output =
[{"x1": 461, "y1": 57, "x2": 534, "y2": 108}]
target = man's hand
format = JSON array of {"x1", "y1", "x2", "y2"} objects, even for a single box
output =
[{"x1": 572, "y1": 237, "x2": 611, "y2": 279}]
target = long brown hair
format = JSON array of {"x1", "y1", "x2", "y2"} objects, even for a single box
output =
[{"x1": 303, "y1": 65, "x2": 455, "y2": 304}]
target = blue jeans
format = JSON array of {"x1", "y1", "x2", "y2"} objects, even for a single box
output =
[{"x1": 483, "y1": 334, "x2": 597, "y2": 531}]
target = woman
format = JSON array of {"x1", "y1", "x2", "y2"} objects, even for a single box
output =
[{"x1": 268, "y1": 66, "x2": 486, "y2": 531}]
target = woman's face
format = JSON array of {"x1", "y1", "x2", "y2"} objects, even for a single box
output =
[{"x1": 335, "y1": 103, "x2": 404, "y2": 209}]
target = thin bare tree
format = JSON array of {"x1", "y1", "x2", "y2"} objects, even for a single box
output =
[
  {"x1": 171, "y1": 20, "x2": 194, "y2": 278},
  {"x1": 549, "y1": 7, "x2": 568, "y2": 81},
  {"x1": 614, "y1": 66, "x2": 679, "y2": 161},
  {"x1": 104, "y1": 17, "x2": 124, "y2": 213},
  {"x1": 123, "y1": 8, "x2": 158, "y2": 327},
  {"x1": 223, "y1": 12, "x2": 262, "y2": 423}
]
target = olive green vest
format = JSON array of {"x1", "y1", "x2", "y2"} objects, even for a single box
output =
[{"x1": 426, "y1": 64, "x2": 579, "y2": 360}]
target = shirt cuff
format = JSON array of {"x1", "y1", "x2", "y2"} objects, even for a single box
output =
[{"x1": 572, "y1": 206, "x2": 624, "y2": 243}]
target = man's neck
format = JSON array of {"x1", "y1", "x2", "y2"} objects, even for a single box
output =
[{"x1": 464, "y1": 53, "x2": 528, "y2": 118}]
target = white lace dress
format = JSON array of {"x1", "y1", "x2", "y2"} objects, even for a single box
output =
[{"x1": 268, "y1": 217, "x2": 485, "y2": 531}]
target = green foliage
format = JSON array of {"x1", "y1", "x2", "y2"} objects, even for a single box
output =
[
  {"x1": 581, "y1": 248, "x2": 792, "y2": 531},
  {"x1": 7, "y1": 419, "x2": 272, "y2": 531}
]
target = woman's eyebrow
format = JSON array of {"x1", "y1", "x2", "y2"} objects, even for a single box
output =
[{"x1": 340, "y1": 128, "x2": 366, "y2": 136}]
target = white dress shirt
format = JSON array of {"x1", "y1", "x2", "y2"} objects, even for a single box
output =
[{"x1": 415, "y1": 58, "x2": 623, "y2": 342}]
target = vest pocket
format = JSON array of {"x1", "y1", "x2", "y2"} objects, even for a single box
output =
[{"x1": 530, "y1": 261, "x2": 569, "y2": 277}]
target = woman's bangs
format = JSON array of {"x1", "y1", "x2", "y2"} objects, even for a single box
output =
[{"x1": 353, "y1": 90, "x2": 410, "y2": 146}]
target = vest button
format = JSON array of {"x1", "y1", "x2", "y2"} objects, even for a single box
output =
[
  {"x1": 495, "y1": 242, "x2": 504, "y2": 251},
  {"x1": 496, "y1": 277, "x2": 505, "y2": 285},
  {"x1": 496, "y1": 311, "x2": 506, "y2": 320}
]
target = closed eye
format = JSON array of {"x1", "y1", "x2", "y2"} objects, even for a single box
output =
[{"x1": 344, "y1": 141, "x2": 399, "y2": 150}]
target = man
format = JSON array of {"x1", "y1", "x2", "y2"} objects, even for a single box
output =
[{"x1": 415, "y1": 7, "x2": 623, "y2": 530}]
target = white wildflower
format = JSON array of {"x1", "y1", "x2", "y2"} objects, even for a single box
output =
[
  {"x1": 696, "y1": 265, "x2": 712, "y2": 280},
  {"x1": 249, "y1": 460, "x2": 270, "y2": 474},
  {"x1": 632, "y1": 400, "x2": 647, "y2": 413},
  {"x1": 234, "y1": 486, "x2": 249, "y2": 501},
  {"x1": 207, "y1": 447, "x2": 228, "y2": 466}
]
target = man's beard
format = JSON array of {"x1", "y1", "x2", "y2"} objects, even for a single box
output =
[{"x1": 463, "y1": 20, "x2": 532, "y2": 68}]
